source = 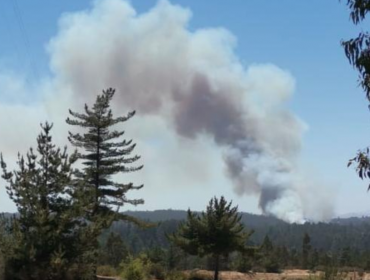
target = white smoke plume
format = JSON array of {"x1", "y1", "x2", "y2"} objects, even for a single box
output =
[{"x1": 0, "y1": 0, "x2": 334, "y2": 222}]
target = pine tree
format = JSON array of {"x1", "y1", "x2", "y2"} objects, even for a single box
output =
[
  {"x1": 66, "y1": 88, "x2": 143, "y2": 222},
  {"x1": 261, "y1": 235, "x2": 273, "y2": 254},
  {"x1": 260, "y1": 235, "x2": 280, "y2": 273},
  {"x1": 101, "y1": 232, "x2": 130, "y2": 268},
  {"x1": 169, "y1": 196, "x2": 253, "y2": 280},
  {"x1": 0, "y1": 123, "x2": 88, "y2": 280},
  {"x1": 302, "y1": 233, "x2": 311, "y2": 269}
]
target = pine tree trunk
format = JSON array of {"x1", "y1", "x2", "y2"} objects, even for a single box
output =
[{"x1": 214, "y1": 254, "x2": 220, "y2": 280}]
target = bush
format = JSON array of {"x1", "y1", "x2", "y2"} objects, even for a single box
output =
[
  {"x1": 149, "y1": 263, "x2": 166, "y2": 280},
  {"x1": 121, "y1": 257, "x2": 149, "y2": 280},
  {"x1": 188, "y1": 270, "x2": 213, "y2": 280},
  {"x1": 97, "y1": 265, "x2": 117, "y2": 277},
  {"x1": 263, "y1": 258, "x2": 281, "y2": 273},
  {"x1": 165, "y1": 271, "x2": 188, "y2": 280},
  {"x1": 231, "y1": 255, "x2": 252, "y2": 273}
]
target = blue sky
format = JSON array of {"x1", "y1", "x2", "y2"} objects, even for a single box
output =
[{"x1": 0, "y1": 0, "x2": 369, "y2": 217}]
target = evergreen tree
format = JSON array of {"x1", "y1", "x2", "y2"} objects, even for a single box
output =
[
  {"x1": 339, "y1": 247, "x2": 351, "y2": 267},
  {"x1": 66, "y1": 88, "x2": 143, "y2": 221},
  {"x1": 259, "y1": 235, "x2": 280, "y2": 273},
  {"x1": 302, "y1": 233, "x2": 311, "y2": 269},
  {"x1": 261, "y1": 235, "x2": 273, "y2": 254},
  {"x1": 169, "y1": 196, "x2": 253, "y2": 280},
  {"x1": 0, "y1": 123, "x2": 89, "y2": 280},
  {"x1": 101, "y1": 232, "x2": 129, "y2": 268},
  {"x1": 165, "y1": 245, "x2": 182, "y2": 270},
  {"x1": 66, "y1": 88, "x2": 145, "y2": 275}
]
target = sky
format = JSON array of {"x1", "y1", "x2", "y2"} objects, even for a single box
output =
[{"x1": 0, "y1": 0, "x2": 369, "y2": 220}]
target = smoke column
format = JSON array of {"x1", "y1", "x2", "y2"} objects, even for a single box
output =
[{"x1": 43, "y1": 0, "x2": 333, "y2": 223}]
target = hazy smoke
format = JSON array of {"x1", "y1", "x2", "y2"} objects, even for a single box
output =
[{"x1": 2, "y1": 0, "x2": 333, "y2": 222}]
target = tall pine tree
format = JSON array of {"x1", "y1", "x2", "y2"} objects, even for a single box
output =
[{"x1": 66, "y1": 88, "x2": 143, "y2": 222}]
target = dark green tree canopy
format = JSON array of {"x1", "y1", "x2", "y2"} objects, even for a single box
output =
[{"x1": 66, "y1": 88, "x2": 143, "y2": 214}]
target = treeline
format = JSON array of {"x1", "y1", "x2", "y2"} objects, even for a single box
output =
[
  {"x1": 90, "y1": 211, "x2": 370, "y2": 275},
  {"x1": 106, "y1": 211, "x2": 370, "y2": 253}
]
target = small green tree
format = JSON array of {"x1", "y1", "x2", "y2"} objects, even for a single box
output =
[
  {"x1": 302, "y1": 233, "x2": 312, "y2": 269},
  {"x1": 169, "y1": 196, "x2": 253, "y2": 280},
  {"x1": 261, "y1": 235, "x2": 273, "y2": 254},
  {"x1": 101, "y1": 232, "x2": 130, "y2": 268},
  {"x1": 0, "y1": 123, "x2": 88, "y2": 280},
  {"x1": 259, "y1": 235, "x2": 280, "y2": 273}
]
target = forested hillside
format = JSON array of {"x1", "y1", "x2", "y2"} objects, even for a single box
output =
[{"x1": 105, "y1": 210, "x2": 370, "y2": 253}]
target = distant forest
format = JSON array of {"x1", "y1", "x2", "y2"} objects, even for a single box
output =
[{"x1": 105, "y1": 210, "x2": 370, "y2": 253}]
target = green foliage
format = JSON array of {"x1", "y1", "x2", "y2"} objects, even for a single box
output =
[
  {"x1": 147, "y1": 246, "x2": 166, "y2": 264},
  {"x1": 263, "y1": 257, "x2": 281, "y2": 273},
  {"x1": 97, "y1": 265, "x2": 117, "y2": 277},
  {"x1": 165, "y1": 245, "x2": 183, "y2": 270},
  {"x1": 165, "y1": 271, "x2": 188, "y2": 280},
  {"x1": 256, "y1": 235, "x2": 281, "y2": 273},
  {"x1": 230, "y1": 252, "x2": 252, "y2": 273},
  {"x1": 170, "y1": 196, "x2": 253, "y2": 280},
  {"x1": 120, "y1": 256, "x2": 150, "y2": 280},
  {"x1": 302, "y1": 233, "x2": 312, "y2": 269},
  {"x1": 343, "y1": 0, "x2": 370, "y2": 97},
  {"x1": 342, "y1": 1, "x2": 370, "y2": 186},
  {"x1": 0, "y1": 123, "x2": 91, "y2": 280},
  {"x1": 149, "y1": 262, "x2": 167, "y2": 280},
  {"x1": 66, "y1": 88, "x2": 145, "y2": 273},
  {"x1": 170, "y1": 196, "x2": 252, "y2": 257},
  {"x1": 100, "y1": 232, "x2": 130, "y2": 268},
  {"x1": 187, "y1": 271, "x2": 213, "y2": 280},
  {"x1": 0, "y1": 252, "x2": 4, "y2": 280}
]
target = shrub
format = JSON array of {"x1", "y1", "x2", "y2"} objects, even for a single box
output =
[
  {"x1": 121, "y1": 257, "x2": 149, "y2": 280},
  {"x1": 97, "y1": 265, "x2": 117, "y2": 277},
  {"x1": 165, "y1": 271, "x2": 188, "y2": 280},
  {"x1": 231, "y1": 255, "x2": 252, "y2": 273},
  {"x1": 149, "y1": 263, "x2": 166, "y2": 280},
  {"x1": 263, "y1": 258, "x2": 281, "y2": 273},
  {"x1": 188, "y1": 270, "x2": 213, "y2": 280}
]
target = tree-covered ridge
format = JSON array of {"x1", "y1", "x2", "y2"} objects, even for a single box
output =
[{"x1": 106, "y1": 210, "x2": 370, "y2": 254}]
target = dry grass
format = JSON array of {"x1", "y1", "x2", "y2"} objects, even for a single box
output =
[
  {"x1": 184, "y1": 270, "x2": 368, "y2": 280},
  {"x1": 97, "y1": 269, "x2": 370, "y2": 280}
]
